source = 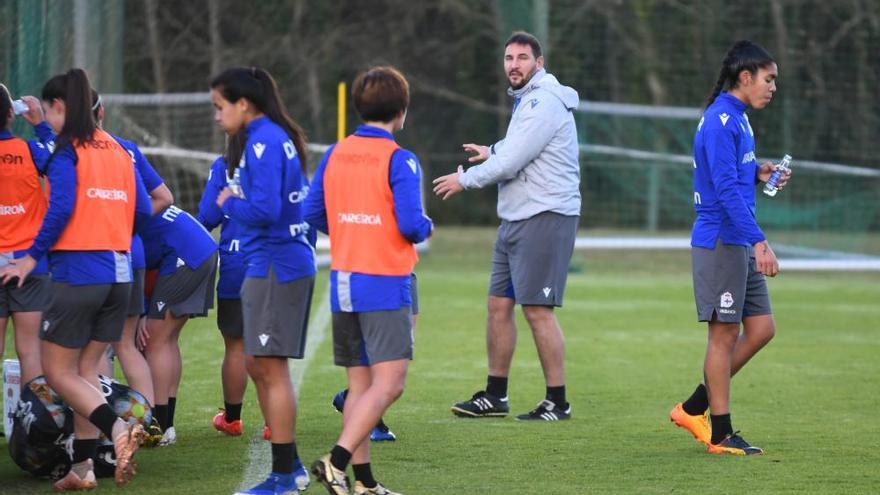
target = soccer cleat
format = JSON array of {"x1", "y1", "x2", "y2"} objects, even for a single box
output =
[
  {"x1": 353, "y1": 481, "x2": 401, "y2": 495},
  {"x1": 53, "y1": 459, "x2": 98, "y2": 491},
  {"x1": 332, "y1": 389, "x2": 347, "y2": 413},
  {"x1": 292, "y1": 463, "x2": 310, "y2": 491},
  {"x1": 669, "y1": 402, "x2": 711, "y2": 445},
  {"x1": 370, "y1": 420, "x2": 396, "y2": 442},
  {"x1": 214, "y1": 409, "x2": 243, "y2": 436},
  {"x1": 113, "y1": 423, "x2": 146, "y2": 487},
  {"x1": 333, "y1": 390, "x2": 396, "y2": 442},
  {"x1": 311, "y1": 454, "x2": 350, "y2": 495},
  {"x1": 142, "y1": 417, "x2": 164, "y2": 448},
  {"x1": 708, "y1": 431, "x2": 764, "y2": 456},
  {"x1": 515, "y1": 399, "x2": 571, "y2": 421},
  {"x1": 233, "y1": 471, "x2": 300, "y2": 495},
  {"x1": 450, "y1": 390, "x2": 509, "y2": 418},
  {"x1": 158, "y1": 425, "x2": 177, "y2": 446}
]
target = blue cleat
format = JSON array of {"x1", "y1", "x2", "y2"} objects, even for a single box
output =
[
  {"x1": 333, "y1": 389, "x2": 397, "y2": 442},
  {"x1": 292, "y1": 460, "x2": 310, "y2": 491},
  {"x1": 370, "y1": 420, "x2": 396, "y2": 442},
  {"x1": 234, "y1": 472, "x2": 300, "y2": 495}
]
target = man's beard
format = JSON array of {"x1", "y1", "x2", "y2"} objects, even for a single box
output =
[{"x1": 508, "y1": 66, "x2": 537, "y2": 90}]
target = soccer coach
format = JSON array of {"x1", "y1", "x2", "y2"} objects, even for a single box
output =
[{"x1": 433, "y1": 31, "x2": 581, "y2": 421}]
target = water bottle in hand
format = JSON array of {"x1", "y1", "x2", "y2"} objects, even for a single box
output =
[{"x1": 763, "y1": 154, "x2": 792, "y2": 197}]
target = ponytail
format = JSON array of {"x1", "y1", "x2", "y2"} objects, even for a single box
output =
[
  {"x1": 211, "y1": 67, "x2": 309, "y2": 174},
  {"x1": 0, "y1": 83, "x2": 12, "y2": 131},
  {"x1": 225, "y1": 130, "x2": 245, "y2": 179},
  {"x1": 703, "y1": 40, "x2": 775, "y2": 111},
  {"x1": 42, "y1": 68, "x2": 97, "y2": 147}
]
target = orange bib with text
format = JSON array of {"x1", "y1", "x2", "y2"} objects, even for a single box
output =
[
  {"x1": 0, "y1": 137, "x2": 48, "y2": 251},
  {"x1": 324, "y1": 135, "x2": 417, "y2": 276},
  {"x1": 53, "y1": 129, "x2": 135, "y2": 252}
]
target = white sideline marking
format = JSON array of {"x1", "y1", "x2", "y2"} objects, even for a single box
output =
[{"x1": 238, "y1": 283, "x2": 332, "y2": 490}]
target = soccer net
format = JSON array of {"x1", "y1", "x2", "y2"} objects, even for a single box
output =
[{"x1": 99, "y1": 92, "x2": 880, "y2": 272}]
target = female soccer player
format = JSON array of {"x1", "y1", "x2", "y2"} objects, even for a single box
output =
[
  {"x1": 0, "y1": 86, "x2": 54, "y2": 386},
  {"x1": 670, "y1": 40, "x2": 791, "y2": 456},
  {"x1": 197, "y1": 147, "x2": 249, "y2": 437},
  {"x1": 139, "y1": 201, "x2": 218, "y2": 446},
  {"x1": 0, "y1": 68, "x2": 151, "y2": 489},
  {"x1": 211, "y1": 67, "x2": 315, "y2": 495},
  {"x1": 304, "y1": 66, "x2": 432, "y2": 495}
]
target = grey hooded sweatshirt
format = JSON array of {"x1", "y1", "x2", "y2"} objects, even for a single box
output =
[{"x1": 459, "y1": 69, "x2": 581, "y2": 222}]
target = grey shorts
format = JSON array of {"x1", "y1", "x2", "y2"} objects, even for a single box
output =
[
  {"x1": 692, "y1": 240, "x2": 772, "y2": 323},
  {"x1": 1, "y1": 274, "x2": 51, "y2": 317},
  {"x1": 241, "y1": 269, "x2": 314, "y2": 358},
  {"x1": 40, "y1": 282, "x2": 131, "y2": 348},
  {"x1": 333, "y1": 307, "x2": 413, "y2": 367},
  {"x1": 489, "y1": 211, "x2": 578, "y2": 306},
  {"x1": 126, "y1": 269, "x2": 145, "y2": 317},
  {"x1": 217, "y1": 298, "x2": 243, "y2": 338},
  {"x1": 148, "y1": 252, "x2": 217, "y2": 319}
]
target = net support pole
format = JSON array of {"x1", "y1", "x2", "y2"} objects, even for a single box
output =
[
  {"x1": 337, "y1": 81, "x2": 346, "y2": 142},
  {"x1": 646, "y1": 165, "x2": 660, "y2": 231}
]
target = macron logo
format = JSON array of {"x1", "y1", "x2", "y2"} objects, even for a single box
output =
[
  {"x1": 719, "y1": 113, "x2": 730, "y2": 126},
  {"x1": 543, "y1": 287, "x2": 552, "y2": 298},
  {"x1": 157, "y1": 301, "x2": 166, "y2": 312},
  {"x1": 406, "y1": 158, "x2": 418, "y2": 174},
  {"x1": 253, "y1": 142, "x2": 266, "y2": 159},
  {"x1": 0, "y1": 203, "x2": 25, "y2": 216},
  {"x1": 259, "y1": 334, "x2": 269, "y2": 346}
]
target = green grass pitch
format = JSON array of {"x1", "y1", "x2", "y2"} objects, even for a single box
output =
[{"x1": 2, "y1": 227, "x2": 878, "y2": 493}]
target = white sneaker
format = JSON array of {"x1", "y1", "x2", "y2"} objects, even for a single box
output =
[{"x1": 158, "y1": 426, "x2": 177, "y2": 446}]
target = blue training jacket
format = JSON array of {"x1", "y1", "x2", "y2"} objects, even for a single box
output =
[
  {"x1": 27, "y1": 137, "x2": 152, "y2": 285},
  {"x1": 304, "y1": 124, "x2": 433, "y2": 312},
  {"x1": 197, "y1": 157, "x2": 245, "y2": 299},
  {"x1": 140, "y1": 205, "x2": 218, "y2": 276},
  {"x1": 1, "y1": 123, "x2": 54, "y2": 275},
  {"x1": 220, "y1": 116, "x2": 316, "y2": 283},
  {"x1": 692, "y1": 92, "x2": 766, "y2": 249}
]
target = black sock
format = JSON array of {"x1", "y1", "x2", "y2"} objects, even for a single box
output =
[
  {"x1": 154, "y1": 404, "x2": 169, "y2": 431},
  {"x1": 710, "y1": 413, "x2": 733, "y2": 444},
  {"x1": 224, "y1": 402, "x2": 242, "y2": 422},
  {"x1": 352, "y1": 463, "x2": 377, "y2": 489},
  {"x1": 72, "y1": 438, "x2": 98, "y2": 463},
  {"x1": 486, "y1": 375, "x2": 508, "y2": 399},
  {"x1": 682, "y1": 384, "x2": 709, "y2": 416},
  {"x1": 329, "y1": 444, "x2": 352, "y2": 472},
  {"x1": 168, "y1": 397, "x2": 176, "y2": 428},
  {"x1": 546, "y1": 385, "x2": 567, "y2": 408},
  {"x1": 271, "y1": 442, "x2": 295, "y2": 474},
  {"x1": 88, "y1": 404, "x2": 119, "y2": 440}
]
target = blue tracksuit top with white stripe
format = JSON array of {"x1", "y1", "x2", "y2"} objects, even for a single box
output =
[
  {"x1": 140, "y1": 205, "x2": 218, "y2": 276},
  {"x1": 113, "y1": 135, "x2": 165, "y2": 271},
  {"x1": 27, "y1": 136, "x2": 152, "y2": 285},
  {"x1": 198, "y1": 157, "x2": 245, "y2": 299},
  {"x1": 1, "y1": 123, "x2": 54, "y2": 275},
  {"x1": 692, "y1": 92, "x2": 766, "y2": 249},
  {"x1": 304, "y1": 125, "x2": 433, "y2": 312},
  {"x1": 220, "y1": 116, "x2": 316, "y2": 283}
]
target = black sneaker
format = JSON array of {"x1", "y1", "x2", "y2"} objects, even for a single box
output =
[
  {"x1": 708, "y1": 431, "x2": 764, "y2": 455},
  {"x1": 515, "y1": 399, "x2": 571, "y2": 421},
  {"x1": 451, "y1": 390, "x2": 509, "y2": 417}
]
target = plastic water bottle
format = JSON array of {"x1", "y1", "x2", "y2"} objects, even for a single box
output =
[
  {"x1": 763, "y1": 154, "x2": 792, "y2": 197},
  {"x1": 12, "y1": 99, "x2": 28, "y2": 115},
  {"x1": 227, "y1": 167, "x2": 245, "y2": 199}
]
